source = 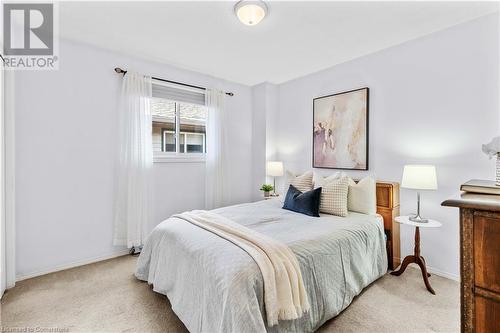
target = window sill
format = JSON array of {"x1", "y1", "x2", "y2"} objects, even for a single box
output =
[{"x1": 153, "y1": 153, "x2": 206, "y2": 163}]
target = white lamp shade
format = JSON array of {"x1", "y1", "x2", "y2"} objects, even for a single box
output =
[
  {"x1": 266, "y1": 161, "x2": 283, "y2": 177},
  {"x1": 401, "y1": 165, "x2": 438, "y2": 190}
]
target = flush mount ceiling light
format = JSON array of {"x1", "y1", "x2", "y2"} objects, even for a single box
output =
[{"x1": 234, "y1": 0, "x2": 268, "y2": 26}]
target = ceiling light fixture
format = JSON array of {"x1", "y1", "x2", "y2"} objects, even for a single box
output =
[{"x1": 234, "y1": 0, "x2": 268, "y2": 26}]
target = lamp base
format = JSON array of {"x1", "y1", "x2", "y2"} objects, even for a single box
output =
[
  {"x1": 410, "y1": 192, "x2": 428, "y2": 223},
  {"x1": 409, "y1": 215, "x2": 429, "y2": 223},
  {"x1": 271, "y1": 177, "x2": 280, "y2": 197}
]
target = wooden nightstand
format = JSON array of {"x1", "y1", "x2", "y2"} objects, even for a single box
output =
[{"x1": 375, "y1": 181, "x2": 401, "y2": 271}]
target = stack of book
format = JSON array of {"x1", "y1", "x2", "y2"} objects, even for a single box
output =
[{"x1": 461, "y1": 179, "x2": 500, "y2": 195}]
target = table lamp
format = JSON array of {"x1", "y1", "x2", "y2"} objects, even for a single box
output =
[
  {"x1": 401, "y1": 165, "x2": 438, "y2": 223},
  {"x1": 266, "y1": 161, "x2": 283, "y2": 196}
]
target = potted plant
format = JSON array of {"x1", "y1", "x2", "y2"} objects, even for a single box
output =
[{"x1": 260, "y1": 184, "x2": 274, "y2": 198}]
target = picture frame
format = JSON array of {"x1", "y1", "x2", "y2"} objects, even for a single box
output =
[{"x1": 312, "y1": 87, "x2": 369, "y2": 170}]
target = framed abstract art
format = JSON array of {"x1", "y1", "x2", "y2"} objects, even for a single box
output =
[{"x1": 313, "y1": 87, "x2": 369, "y2": 170}]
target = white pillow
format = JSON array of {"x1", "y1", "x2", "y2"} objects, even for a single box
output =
[
  {"x1": 319, "y1": 176, "x2": 349, "y2": 217},
  {"x1": 313, "y1": 171, "x2": 340, "y2": 188},
  {"x1": 347, "y1": 176, "x2": 377, "y2": 215},
  {"x1": 285, "y1": 170, "x2": 313, "y2": 193}
]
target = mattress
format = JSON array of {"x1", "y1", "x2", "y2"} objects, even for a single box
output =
[{"x1": 136, "y1": 199, "x2": 387, "y2": 333}]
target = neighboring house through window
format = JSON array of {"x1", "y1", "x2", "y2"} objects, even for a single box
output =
[{"x1": 151, "y1": 80, "x2": 206, "y2": 161}]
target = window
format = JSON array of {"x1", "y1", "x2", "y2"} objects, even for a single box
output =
[
  {"x1": 179, "y1": 102, "x2": 206, "y2": 153},
  {"x1": 162, "y1": 130, "x2": 206, "y2": 153},
  {"x1": 152, "y1": 98, "x2": 176, "y2": 153},
  {"x1": 151, "y1": 81, "x2": 207, "y2": 162}
]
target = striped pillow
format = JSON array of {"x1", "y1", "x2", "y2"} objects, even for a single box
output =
[
  {"x1": 285, "y1": 170, "x2": 313, "y2": 193},
  {"x1": 319, "y1": 176, "x2": 349, "y2": 217}
]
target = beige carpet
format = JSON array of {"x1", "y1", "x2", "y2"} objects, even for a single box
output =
[{"x1": 1, "y1": 255, "x2": 459, "y2": 332}]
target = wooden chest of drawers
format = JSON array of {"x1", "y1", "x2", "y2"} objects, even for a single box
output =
[{"x1": 442, "y1": 193, "x2": 500, "y2": 333}]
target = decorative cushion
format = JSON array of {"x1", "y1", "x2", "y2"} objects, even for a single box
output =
[
  {"x1": 282, "y1": 185, "x2": 322, "y2": 217},
  {"x1": 285, "y1": 170, "x2": 313, "y2": 193},
  {"x1": 313, "y1": 171, "x2": 340, "y2": 188},
  {"x1": 319, "y1": 176, "x2": 349, "y2": 217},
  {"x1": 347, "y1": 176, "x2": 377, "y2": 215}
]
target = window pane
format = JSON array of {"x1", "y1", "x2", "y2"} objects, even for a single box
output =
[
  {"x1": 151, "y1": 98, "x2": 176, "y2": 152},
  {"x1": 184, "y1": 133, "x2": 203, "y2": 153},
  {"x1": 179, "y1": 103, "x2": 206, "y2": 153},
  {"x1": 179, "y1": 133, "x2": 185, "y2": 153},
  {"x1": 163, "y1": 131, "x2": 175, "y2": 152}
]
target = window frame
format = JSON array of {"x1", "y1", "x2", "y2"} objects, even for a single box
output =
[
  {"x1": 161, "y1": 129, "x2": 175, "y2": 153},
  {"x1": 152, "y1": 98, "x2": 206, "y2": 164},
  {"x1": 182, "y1": 132, "x2": 206, "y2": 154}
]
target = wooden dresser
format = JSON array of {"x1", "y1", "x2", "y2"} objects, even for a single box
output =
[{"x1": 442, "y1": 193, "x2": 500, "y2": 333}]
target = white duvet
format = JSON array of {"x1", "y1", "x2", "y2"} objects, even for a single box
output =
[{"x1": 136, "y1": 199, "x2": 387, "y2": 333}]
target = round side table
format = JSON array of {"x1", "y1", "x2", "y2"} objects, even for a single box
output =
[{"x1": 390, "y1": 215, "x2": 442, "y2": 295}]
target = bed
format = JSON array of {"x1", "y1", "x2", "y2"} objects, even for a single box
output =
[{"x1": 136, "y1": 181, "x2": 400, "y2": 332}]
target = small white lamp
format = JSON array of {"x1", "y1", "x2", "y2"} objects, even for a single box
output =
[
  {"x1": 401, "y1": 165, "x2": 438, "y2": 223},
  {"x1": 266, "y1": 161, "x2": 283, "y2": 196}
]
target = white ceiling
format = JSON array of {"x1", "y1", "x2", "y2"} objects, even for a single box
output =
[{"x1": 60, "y1": 1, "x2": 499, "y2": 86}]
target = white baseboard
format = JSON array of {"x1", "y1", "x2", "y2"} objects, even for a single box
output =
[
  {"x1": 392, "y1": 257, "x2": 459, "y2": 282},
  {"x1": 15, "y1": 249, "x2": 130, "y2": 282},
  {"x1": 15, "y1": 251, "x2": 460, "y2": 284},
  {"x1": 425, "y1": 265, "x2": 460, "y2": 282},
  {"x1": 399, "y1": 264, "x2": 459, "y2": 282}
]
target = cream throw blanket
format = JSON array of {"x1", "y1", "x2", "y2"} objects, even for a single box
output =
[{"x1": 174, "y1": 210, "x2": 310, "y2": 327}]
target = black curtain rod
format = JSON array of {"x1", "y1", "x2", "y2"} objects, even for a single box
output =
[{"x1": 114, "y1": 67, "x2": 234, "y2": 97}]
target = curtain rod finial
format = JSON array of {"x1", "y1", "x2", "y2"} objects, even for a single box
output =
[{"x1": 114, "y1": 67, "x2": 126, "y2": 74}]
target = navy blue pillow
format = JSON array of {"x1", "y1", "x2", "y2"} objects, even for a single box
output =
[{"x1": 282, "y1": 185, "x2": 322, "y2": 217}]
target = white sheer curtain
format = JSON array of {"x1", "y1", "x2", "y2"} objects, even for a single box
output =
[
  {"x1": 113, "y1": 72, "x2": 153, "y2": 249},
  {"x1": 205, "y1": 89, "x2": 227, "y2": 210},
  {"x1": 1, "y1": 59, "x2": 16, "y2": 295}
]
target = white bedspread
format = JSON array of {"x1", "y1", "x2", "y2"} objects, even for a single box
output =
[
  {"x1": 136, "y1": 199, "x2": 387, "y2": 333},
  {"x1": 173, "y1": 210, "x2": 309, "y2": 326}
]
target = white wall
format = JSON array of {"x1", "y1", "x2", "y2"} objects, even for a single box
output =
[
  {"x1": 14, "y1": 39, "x2": 253, "y2": 278},
  {"x1": 271, "y1": 14, "x2": 499, "y2": 279},
  {"x1": 251, "y1": 83, "x2": 267, "y2": 201},
  {"x1": 251, "y1": 82, "x2": 280, "y2": 200}
]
